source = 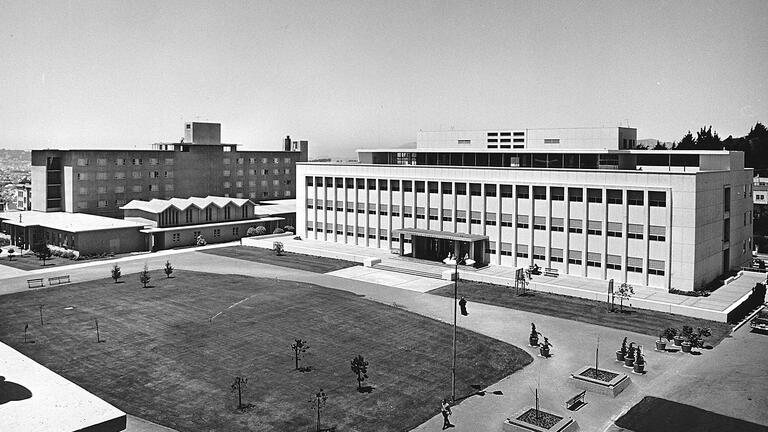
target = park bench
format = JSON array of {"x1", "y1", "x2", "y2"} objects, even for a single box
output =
[
  {"x1": 27, "y1": 278, "x2": 45, "y2": 289},
  {"x1": 48, "y1": 275, "x2": 71, "y2": 286},
  {"x1": 565, "y1": 390, "x2": 586, "y2": 411},
  {"x1": 544, "y1": 267, "x2": 559, "y2": 277}
]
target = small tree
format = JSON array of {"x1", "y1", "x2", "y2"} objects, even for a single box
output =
[
  {"x1": 196, "y1": 235, "x2": 207, "y2": 246},
  {"x1": 254, "y1": 226, "x2": 267, "y2": 236},
  {"x1": 139, "y1": 263, "x2": 151, "y2": 288},
  {"x1": 33, "y1": 242, "x2": 52, "y2": 266},
  {"x1": 231, "y1": 376, "x2": 248, "y2": 409},
  {"x1": 164, "y1": 260, "x2": 174, "y2": 278},
  {"x1": 273, "y1": 241, "x2": 284, "y2": 256},
  {"x1": 7, "y1": 247, "x2": 15, "y2": 261},
  {"x1": 246, "y1": 226, "x2": 259, "y2": 237},
  {"x1": 273, "y1": 227, "x2": 285, "y2": 234},
  {"x1": 309, "y1": 388, "x2": 327, "y2": 432},
  {"x1": 291, "y1": 339, "x2": 309, "y2": 370},
  {"x1": 617, "y1": 283, "x2": 634, "y2": 313},
  {"x1": 619, "y1": 337, "x2": 627, "y2": 356},
  {"x1": 350, "y1": 355, "x2": 369, "y2": 391},
  {"x1": 284, "y1": 225, "x2": 295, "y2": 233},
  {"x1": 662, "y1": 327, "x2": 677, "y2": 342},
  {"x1": 111, "y1": 264, "x2": 122, "y2": 283}
]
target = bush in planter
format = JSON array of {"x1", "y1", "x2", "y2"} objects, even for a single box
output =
[
  {"x1": 680, "y1": 326, "x2": 694, "y2": 353},
  {"x1": 539, "y1": 337, "x2": 552, "y2": 358},
  {"x1": 528, "y1": 323, "x2": 540, "y2": 347},
  {"x1": 253, "y1": 226, "x2": 267, "y2": 236},
  {"x1": 624, "y1": 343, "x2": 636, "y2": 367},
  {"x1": 196, "y1": 235, "x2": 207, "y2": 246},
  {"x1": 616, "y1": 337, "x2": 628, "y2": 361},
  {"x1": 283, "y1": 225, "x2": 295, "y2": 233},
  {"x1": 655, "y1": 331, "x2": 667, "y2": 351},
  {"x1": 273, "y1": 227, "x2": 285, "y2": 234},
  {"x1": 634, "y1": 347, "x2": 646, "y2": 373},
  {"x1": 246, "y1": 227, "x2": 259, "y2": 237},
  {"x1": 273, "y1": 241, "x2": 284, "y2": 256}
]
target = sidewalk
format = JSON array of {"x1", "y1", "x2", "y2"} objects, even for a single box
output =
[{"x1": 242, "y1": 236, "x2": 766, "y2": 322}]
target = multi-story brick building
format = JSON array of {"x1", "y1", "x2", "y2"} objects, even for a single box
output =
[
  {"x1": 297, "y1": 127, "x2": 754, "y2": 292},
  {"x1": 31, "y1": 122, "x2": 308, "y2": 218}
]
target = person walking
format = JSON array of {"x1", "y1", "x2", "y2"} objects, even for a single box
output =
[{"x1": 441, "y1": 398, "x2": 454, "y2": 429}]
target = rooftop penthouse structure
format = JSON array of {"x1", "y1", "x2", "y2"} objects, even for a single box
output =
[
  {"x1": 31, "y1": 122, "x2": 308, "y2": 218},
  {"x1": 297, "y1": 127, "x2": 754, "y2": 292}
]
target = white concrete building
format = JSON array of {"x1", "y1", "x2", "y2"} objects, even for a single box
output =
[{"x1": 297, "y1": 127, "x2": 753, "y2": 291}]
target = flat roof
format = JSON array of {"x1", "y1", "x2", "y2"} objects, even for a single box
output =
[
  {"x1": 0, "y1": 211, "x2": 145, "y2": 233},
  {"x1": 253, "y1": 199, "x2": 296, "y2": 216},
  {"x1": 393, "y1": 228, "x2": 488, "y2": 242},
  {"x1": 0, "y1": 342, "x2": 126, "y2": 432},
  {"x1": 355, "y1": 148, "x2": 731, "y2": 154}
]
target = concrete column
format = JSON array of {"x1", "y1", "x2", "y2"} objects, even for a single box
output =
[
  {"x1": 665, "y1": 188, "x2": 673, "y2": 290},
  {"x1": 546, "y1": 186, "x2": 552, "y2": 268},
  {"x1": 365, "y1": 178, "x2": 370, "y2": 248},
  {"x1": 643, "y1": 189, "x2": 650, "y2": 286},
  {"x1": 353, "y1": 178, "x2": 359, "y2": 246},
  {"x1": 582, "y1": 186, "x2": 588, "y2": 277},
  {"x1": 565, "y1": 186, "x2": 571, "y2": 275}
]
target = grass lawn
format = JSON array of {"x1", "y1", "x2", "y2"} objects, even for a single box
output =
[
  {"x1": 615, "y1": 396, "x2": 768, "y2": 432},
  {"x1": 0, "y1": 270, "x2": 531, "y2": 432},
  {"x1": 0, "y1": 253, "x2": 75, "y2": 271},
  {"x1": 428, "y1": 281, "x2": 732, "y2": 346},
  {"x1": 202, "y1": 246, "x2": 360, "y2": 273}
]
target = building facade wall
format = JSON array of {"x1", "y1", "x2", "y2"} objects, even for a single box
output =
[
  {"x1": 297, "y1": 163, "x2": 752, "y2": 291},
  {"x1": 31, "y1": 146, "x2": 305, "y2": 218}
]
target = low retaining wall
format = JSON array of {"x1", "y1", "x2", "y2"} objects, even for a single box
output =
[
  {"x1": 569, "y1": 365, "x2": 631, "y2": 397},
  {"x1": 241, "y1": 237, "x2": 369, "y2": 264}
]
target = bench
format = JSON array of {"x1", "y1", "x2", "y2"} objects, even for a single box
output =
[
  {"x1": 48, "y1": 275, "x2": 71, "y2": 286},
  {"x1": 565, "y1": 390, "x2": 586, "y2": 411},
  {"x1": 544, "y1": 267, "x2": 559, "y2": 277},
  {"x1": 27, "y1": 278, "x2": 45, "y2": 289}
]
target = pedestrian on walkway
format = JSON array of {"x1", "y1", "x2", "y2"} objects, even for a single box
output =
[
  {"x1": 441, "y1": 398, "x2": 454, "y2": 429},
  {"x1": 459, "y1": 296, "x2": 468, "y2": 316}
]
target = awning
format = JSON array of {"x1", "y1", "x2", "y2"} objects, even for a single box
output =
[{"x1": 393, "y1": 228, "x2": 488, "y2": 242}]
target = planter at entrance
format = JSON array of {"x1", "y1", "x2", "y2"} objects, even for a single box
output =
[
  {"x1": 673, "y1": 335, "x2": 685, "y2": 346},
  {"x1": 681, "y1": 342, "x2": 692, "y2": 353}
]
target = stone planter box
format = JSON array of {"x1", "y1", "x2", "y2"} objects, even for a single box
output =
[
  {"x1": 503, "y1": 407, "x2": 578, "y2": 432},
  {"x1": 570, "y1": 365, "x2": 631, "y2": 397}
]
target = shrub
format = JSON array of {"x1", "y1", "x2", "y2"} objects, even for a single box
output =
[
  {"x1": 662, "y1": 327, "x2": 677, "y2": 341},
  {"x1": 273, "y1": 241, "x2": 284, "y2": 256},
  {"x1": 196, "y1": 235, "x2": 207, "y2": 246},
  {"x1": 246, "y1": 227, "x2": 259, "y2": 237},
  {"x1": 254, "y1": 226, "x2": 267, "y2": 236},
  {"x1": 283, "y1": 225, "x2": 295, "y2": 233},
  {"x1": 273, "y1": 227, "x2": 285, "y2": 234}
]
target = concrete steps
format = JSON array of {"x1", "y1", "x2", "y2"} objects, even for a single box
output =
[{"x1": 372, "y1": 264, "x2": 444, "y2": 280}]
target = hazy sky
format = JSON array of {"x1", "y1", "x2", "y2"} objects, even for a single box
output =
[{"x1": 1, "y1": 0, "x2": 766, "y2": 157}]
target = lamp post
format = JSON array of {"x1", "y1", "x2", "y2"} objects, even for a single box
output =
[{"x1": 443, "y1": 250, "x2": 475, "y2": 402}]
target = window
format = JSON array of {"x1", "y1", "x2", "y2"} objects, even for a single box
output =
[
  {"x1": 533, "y1": 246, "x2": 545, "y2": 261},
  {"x1": 150, "y1": 171, "x2": 159, "y2": 178},
  {"x1": 233, "y1": 227, "x2": 239, "y2": 236},
  {"x1": 627, "y1": 224, "x2": 643, "y2": 240},
  {"x1": 587, "y1": 220, "x2": 602, "y2": 236},
  {"x1": 516, "y1": 185, "x2": 529, "y2": 199},
  {"x1": 164, "y1": 158, "x2": 174, "y2": 165},
  {"x1": 568, "y1": 188, "x2": 583, "y2": 202},
  {"x1": 172, "y1": 233, "x2": 181, "y2": 242},
  {"x1": 551, "y1": 187, "x2": 564, "y2": 201},
  {"x1": 79, "y1": 187, "x2": 88, "y2": 195},
  {"x1": 132, "y1": 158, "x2": 142, "y2": 166},
  {"x1": 284, "y1": 157, "x2": 291, "y2": 164},
  {"x1": 96, "y1": 172, "x2": 107, "y2": 180},
  {"x1": 379, "y1": 179, "x2": 388, "y2": 191},
  {"x1": 223, "y1": 158, "x2": 231, "y2": 165},
  {"x1": 568, "y1": 218, "x2": 582, "y2": 233},
  {"x1": 606, "y1": 254, "x2": 622, "y2": 270},
  {"x1": 273, "y1": 157, "x2": 280, "y2": 164},
  {"x1": 501, "y1": 213, "x2": 514, "y2": 227},
  {"x1": 132, "y1": 171, "x2": 142, "y2": 179},
  {"x1": 628, "y1": 190, "x2": 644, "y2": 206},
  {"x1": 470, "y1": 183, "x2": 481, "y2": 196},
  {"x1": 516, "y1": 244, "x2": 528, "y2": 258},
  {"x1": 390, "y1": 180, "x2": 400, "y2": 191},
  {"x1": 223, "y1": 170, "x2": 231, "y2": 177},
  {"x1": 533, "y1": 186, "x2": 546, "y2": 200},
  {"x1": 627, "y1": 257, "x2": 643, "y2": 273},
  {"x1": 723, "y1": 218, "x2": 730, "y2": 242},
  {"x1": 607, "y1": 222, "x2": 622, "y2": 237},
  {"x1": 213, "y1": 229, "x2": 221, "y2": 238},
  {"x1": 77, "y1": 173, "x2": 88, "y2": 181},
  {"x1": 442, "y1": 209, "x2": 453, "y2": 222},
  {"x1": 97, "y1": 186, "x2": 106, "y2": 194},
  {"x1": 648, "y1": 259, "x2": 665, "y2": 276},
  {"x1": 544, "y1": 138, "x2": 560, "y2": 144},
  {"x1": 403, "y1": 180, "x2": 413, "y2": 192},
  {"x1": 116, "y1": 158, "x2": 125, "y2": 166},
  {"x1": 272, "y1": 180, "x2": 280, "y2": 186},
  {"x1": 455, "y1": 210, "x2": 466, "y2": 223},
  {"x1": 533, "y1": 216, "x2": 546, "y2": 230},
  {"x1": 77, "y1": 201, "x2": 88, "y2": 209},
  {"x1": 97, "y1": 158, "x2": 107, "y2": 166},
  {"x1": 550, "y1": 248, "x2": 564, "y2": 263},
  {"x1": 77, "y1": 158, "x2": 89, "y2": 166},
  {"x1": 132, "y1": 185, "x2": 142, "y2": 193},
  {"x1": 114, "y1": 185, "x2": 125, "y2": 193},
  {"x1": 649, "y1": 225, "x2": 665, "y2": 241},
  {"x1": 649, "y1": 191, "x2": 666, "y2": 207},
  {"x1": 273, "y1": 168, "x2": 280, "y2": 175},
  {"x1": 149, "y1": 158, "x2": 158, "y2": 165},
  {"x1": 429, "y1": 208, "x2": 439, "y2": 221},
  {"x1": 97, "y1": 200, "x2": 107, "y2": 208},
  {"x1": 485, "y1": 184, "x2": 496, "y2": 197},
  {"x1": 455, "y1": 183, "x2": 466, "y2": 195},
  {"x1": 607, "y1": 189, "x2": 622, "y2": 204},
  {"x1": 517, "y1": 214, "x2": 529, "y2": 229},
  {"x1": 262, "y1": 169, "x2": 269, "y2": 175},
  {"x1": 415, "y1": 181, "x2": 425, "y2": 192},
  {"x1": 391, "y1": 205, "x2": 400, "y2": 217},
  {"x1": 261, "y1": 158, "x2": 268, "y2": 164},
  {"x1": 551, "y1": 217, "x2": 564, "y2": 232},
  {"x1": 568, "y1": 250, "x2": 582, "y2": 265},
  {"x1": 587, "y1": 188, "x2": 602, "y2": 203},
  {"x1": 224, "y1": 181, "x2": 231, "y2": 188},
  {"x1": 470, "y1": 211, "x2": 481, "y2": 224},
  {"x1": 261, "y1": 180, "x2": 268, "y2": 187},
  {"x1": 724, "y1": 187, "x2": 731, "y2": 212},
  {"x1": 428, "y1": 182, "x2": 439, "y2": 194},
  {"x1": 193, "y1": 231, "x2": 201, "y2": 238},
  {"x1": 486, "y1": 240, "x2": 497, "y2": 255},
  {"x1": 587, "y1": 252, "x2": 601, "y2": 267},
  {"x1": 485, "y1": 212, "x2": 497, "y2": 226},
  {"x1": 205, "y1": 208, "x2": 213, "y2": 221},
  {"x1": 373, "y1": 203, "x2": 382, "y2": 215},
  {"x1": 500, "y1": 185, "x2": 513, "y2": 197},
  {"x1": 116, "y1": 199, "x2": 126, "y2": 206}
]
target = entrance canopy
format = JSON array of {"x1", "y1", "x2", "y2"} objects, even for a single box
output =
[{"x1": 393, "y1": 228, "x2": 488, "y2": 242}]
